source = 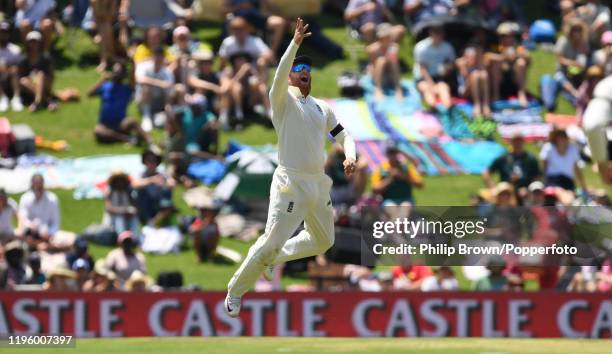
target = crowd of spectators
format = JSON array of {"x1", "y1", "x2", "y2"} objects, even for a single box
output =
[{"x1": 0, "y1": 0, "x2": 611, "y2": 293}]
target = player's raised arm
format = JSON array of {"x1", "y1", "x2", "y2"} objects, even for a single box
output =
[{"x1": 269, "y1": 18, "x2": 311, "y2": 116}]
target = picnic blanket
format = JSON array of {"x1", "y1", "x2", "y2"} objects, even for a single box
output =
[
  {"x1": 326, "y1": 99, "x2": 385, "y2": 140},
  {"x1": 442, "y1": 141, "x2": 506, "y2": 174},
  {"x1": 498, "y1": 123, "x2": 552, "y2": 142},
  {"x1": 545, "y1": 113, "x2": 579, "y2": 128}
]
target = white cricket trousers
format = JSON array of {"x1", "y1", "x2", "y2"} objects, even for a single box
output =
[{"x1": 228, "y1": 165, "x2": 335, "y2": 297}]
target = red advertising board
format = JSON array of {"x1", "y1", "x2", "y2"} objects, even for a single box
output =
[{"x1": 0, "y1": 292, "x2": 610, "y2": 338}]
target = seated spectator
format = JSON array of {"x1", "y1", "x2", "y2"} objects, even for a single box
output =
[
  {"x1": 15, "y1": 0, "x2": 57, "y2": 51},
  {"x1": 0, "y1": 21, "x2": 24, "y2": 112},
  {"x1": 553, "y1": 18, "x2": 591, "y2": 107},
  {"x1": 90, "y1": 62, "x2": 151, "y2": 145},
  {"x1": 489, "y1": 22, "x2": 530, "y2": 105},
  {"x1": 482, "y1": 133, "x2": 541, "y2": 193},
  {"x1": 91, "y1": 0, "x2": 119, "y2": 72},
  {"x1": 132, "y1": 27, "x2": 173, "y2": 66},
  {"x1": 345, "y1": 0, "x2": 406, "y2": 44},
  {"x1": 391, "y1": 259, "x2": 432, "y2": 290},
  {"x1": 43, "y1": 265, "x2": 78, "y2": 291},
  {"x1": 187, "y1": 51, "x2": 224, "y2": 120},
  {"x1": 18, "y1": 31, "x2": 57, "y2": 112},
  {"x1": 0, "y1": 240, "x2": 27, "y2": 289},
  {"x1": 18, "y1": 174, "x2": 60, "y2": 251},
  {"x1": 105, "y1": 230, "x2": 146, "y2": 285},
  {"x1": 478, "y1": 0, "x2": 526, "y2": 30},
  {"x1": 219, "y1": 16, "x2": 274, "y2": 78},
  {"x1": 148, "y1": 198, "x2": 177, "y2": 228},
  {"x1": 124, "y1": 269, "x2": 153, "y2": 291},
  {"x1": 83, "y1": 259, "x2": 118, "y2": 291},
  {"x1": 133, "y1": 147, "x2": 174, "y2": 224},
  {"x1": 325, "y1": 146, "x2": 367, "y2": 206},
  {"x1": 372, "y1": 142, "x2": 424, "y2": 206},
  {"x1": 568, "y1": 265, "x2": 598, "y2": 292},
  {"x1": 366, "y1": 23, "x2": 403, "y2": 101},
  {"x1": 170, "y1": 26, "x2": 212, "y2": 85},
  {"x1": 0, "y1": 188, "x2": 18, "y2": 243},
  {"x1": 473, "y1": 256, "x2": 522, "y2": 291},
  {"x1": 25, "y1": 252, "x2": 45, "y2": 285},
  {"x1": 66, "y1": 238, "x2": 95, "y2": 271},
  {"x1": 457, "y1": 45, "x2": 492, "y2": 117},
  {"x1": 540, "y1": 128, "x2": 587, "y2": 191},
  {"x1": 103, "y1": 171, "x2": 140, "y2": 236},
  {"x1": 120, "y1": 0, "x2": 178, "y2": 30},
  {"x1": 188, "y1": 194, "x2": 222, "y2": 263},
  {"x1": 413, "y1": 26, "x2": 456, "y2": 110},
  {"x1": 593, "y1": 30, "x2": 612, "y2": 76},
  {"x1": 404, "y1": 0, "x2": 457, "y2": 35},
  {"x1": 164, "y1": 107, "x2": 189, "y2": 183},
  {"x1": 223, "y1": 0, "x2": 287, "y2": 57},
  {"x1": 596, "y1": 255, "x2": 612, "y2": 292},
  {"x1": 71, "y1": 258, "x2": 91, "y2": 289},
  {"x1": 135, "y1": 47, "x2": 175, "y2": 132},
  {"x1": 567, "y1": 0, "x2": 610, "y2": 46},
  {"x1": 420, "y1": 266, "x2": 459, "y2": 291},
  {"x1": 220, "y1": 52, "x2": 270, "y2": 127}
]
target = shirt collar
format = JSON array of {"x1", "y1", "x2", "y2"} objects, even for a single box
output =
[{"x1": 289, "y1": 85, "x2": 307, "y2": 99}]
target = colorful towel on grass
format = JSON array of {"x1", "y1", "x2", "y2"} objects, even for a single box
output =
[
  {"x1": 441, "y1": 141, "x2": 506, "y2": 174},
  {"x1": 356, "y1": 140, "x2": 464, "y2": 175},
  {"x1": 326, "y1": 98, "x2": 385, "y2": 140},
  {"x1": 545, "y1": 113, "x2": 579, "y2": 128},
  {"x1": 498, "y1": 123, "x2": 552, "y2": 142}
]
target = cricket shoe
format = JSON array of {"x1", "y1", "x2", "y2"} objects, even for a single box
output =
[
  {"x1": 263, "y1": 265, "x2": 274, "y2": 281},
  {"x1": 224, "y1": 294, "x2": 241, "y2": 318}
]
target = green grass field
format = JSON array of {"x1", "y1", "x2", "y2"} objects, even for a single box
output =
[
  {"x1": 6, "y1": 12, "x2": 610, "y2": 290},
  {"x1": 10, "y1": 337, "x2": 611, "y2": 354}
]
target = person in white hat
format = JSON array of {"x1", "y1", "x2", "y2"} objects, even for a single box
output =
[
  {"x1": 18, "y1": 31, "x2": 57, "y2": 112},
  {"x1": 225, "y1": 19, "x2": 356, "y2": 317}
]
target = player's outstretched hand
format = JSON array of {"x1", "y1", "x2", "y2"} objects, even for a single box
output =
[
  {"x1": 343, "y1": 158, "x2": 356, "y2": 177},
  {"x1": 293, "y1": 17, "x2": 312, "y2": 46}
]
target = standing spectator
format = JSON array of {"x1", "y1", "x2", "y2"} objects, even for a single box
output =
[
  {"x1": 372, "y1": 142, "x2": 424, "y2": 206},
  {"x1": 593, "y1": 30, "x2": 612, "y2": 76},
  {"x1": 223, "y1": 0, "x2": 287, "y2": 57},
  {"x1": 483, "y1": 133, "x2": 541, "y2": 192},
  {"x1": 366, "y1": 23, "x2": 404, "y2": 101},
  {"x1": 0, "y1": 240, "x2": 27, "y2": 290},
  {"x1": 489, "y1": 21, "x2": 530, "y2": 106},
  {"x1": 91, "y1": 0, "x2": 119, "y2": 72},
  {"x1": 456, "y1": 45, "x2": 491, "y2": 117},
  {"x1": 345, "y1": 0, "x2": 406, "y2": 44},
  {"x1": 413, "y1": 26, "x2": 456, "y2": 110},
  {"x1": 554, "y1": 19, "x2": 591, "y2": 106},
  {"x1": 0, "y1": 21, "x2": 24, "y2": 112},
  {"x1": 420, "y1": 266, "x2": 459, "y2": 291},
  {"x1": 18, "y1": 174, "x2": 60, "y2": 250},
  {"x1": 135, "y1": 47, "x2": 175, "y2": 132},
  {"x1": 18, "y1": 31, "x2": 57, "y2": 112},
  {"x1": 15, "y1": 0, "x2": 57, "y2": 51},
  {"x1": 188, "y1": 193, "x2": 221, "y2": 263},
  {"x1": 218, "y1": 16, "x2": 274, "y2": 78},
  {"x1": 104, "y1": 171, "x2": 140, "y2": 236},
  {"x1": 540, "y1": 128, "x2": 587, "y2": 191},
  {"x1": 105, "y1": 230, "x2": 146, "y2": 285},
  {"x1": 0, "y1": 188, "x2": 18, "y2": 243},
  {"x1": 132, "y1": 147, "x2": 174, "y2": 225},
  {"x1": 90, "y1": 62, "x2": 151, "y2": 145}
]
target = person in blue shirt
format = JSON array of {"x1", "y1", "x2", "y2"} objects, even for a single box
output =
[{"x1": 89, "y1": 62, "x2": 150, "y2": 145}]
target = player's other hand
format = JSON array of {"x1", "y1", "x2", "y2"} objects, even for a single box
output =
[
  {"x1": 293, "y1": 18, "x2": 312, "y2": 46},
  {"x1": 343, "y1": 158, "x2": 356, "y2": 177}
]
